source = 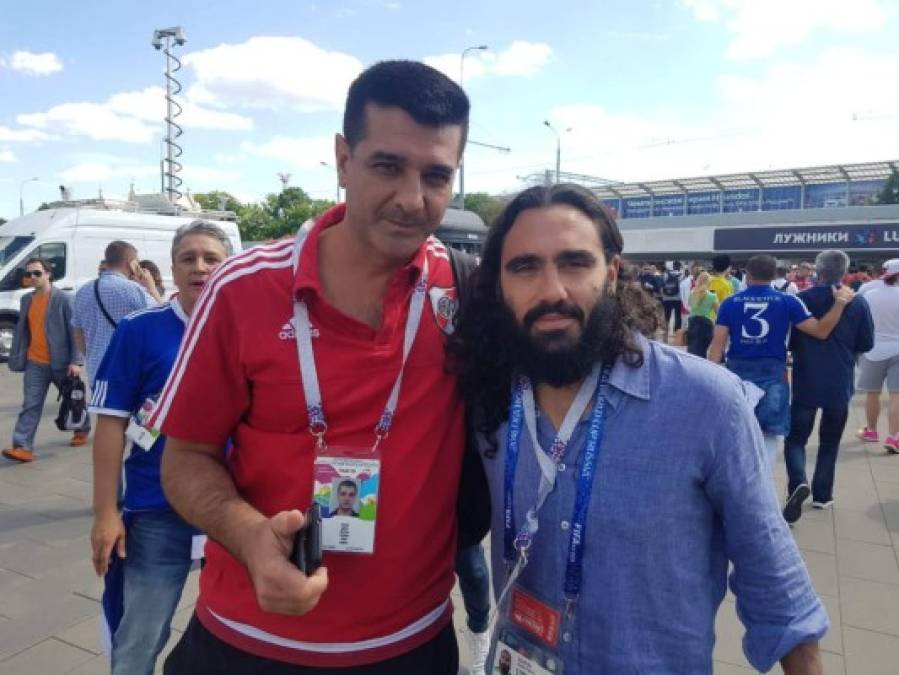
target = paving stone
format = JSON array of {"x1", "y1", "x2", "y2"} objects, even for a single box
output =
[
  {"x1": 834, "y1": 508, "x2": 892, "y2": 546},
  {"x1": 819, "y1": 593, "x2": 843, "y2": 655},
  {"x1": 0, "y1": 637, "x2": 93, "y2": 675},
  {"x1": 840, "y1": 576, "x2": 899, "y2": 637},
  {"x1": 54, "y1": 614, "x2": 103, "y2": 656},
  {"x1": 843, "y1": 625, "x2": 899, "y2": 675},
  {"x1": 836, "y1": 539, "x2": 899, "y2": 586},
  {"x1": 0, "y1": 595, "x2": 98, "y2": 660},
  {"x1": 803, "y1": 550, "x2": 839, "y2": 598},
  {"x1": 791, "y1": 515, "x2": 836, "y2": 555},
  {"x1": 66, "y1": 654, "x2": 110, "y2": 675}
]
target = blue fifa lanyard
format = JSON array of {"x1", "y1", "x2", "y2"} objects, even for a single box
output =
[{"x1": 503, "y1": 364, "x2": 611, "y2": 601}]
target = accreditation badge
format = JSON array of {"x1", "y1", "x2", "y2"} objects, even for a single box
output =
[
  {"x1": 125, "y1": 397, "x2": 161, "y2": 451},
  {"x1": 491, "y1": 586, "x2": 565, "y2": 674},
  {"x1": 312, "y1": 447, "x2": 381, "y2": 554}
]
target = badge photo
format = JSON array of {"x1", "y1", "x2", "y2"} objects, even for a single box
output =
[
  {"x1": 490, "y1": 626, "x2": 562, "y2": 675},
  {"x1": 312, "y1": 453, "x2": 380, "y2": 554}
]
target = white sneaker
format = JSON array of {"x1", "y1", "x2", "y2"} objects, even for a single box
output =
[
  {"x1": 811, "y1": 500, "x2": 834, "y2": 510},
  {"x1": 464, "y1": 628, "x2": 490, "y2": 675}
]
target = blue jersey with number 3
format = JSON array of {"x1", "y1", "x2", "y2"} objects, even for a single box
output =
[{"x1": 716, "y1": 285, "x2": 812, "y2": 362}]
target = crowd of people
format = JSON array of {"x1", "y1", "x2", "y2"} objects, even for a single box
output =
[{"x1": 3, "y1": 58, "x2": 899, "y2": 675}]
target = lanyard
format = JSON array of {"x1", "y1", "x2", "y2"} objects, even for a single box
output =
[
  {"x1": 291, "y1": 229, "x2": 429, "y2": 450},
  {"x1": 503, "y1": 364, "x2": 611, "y2": 603}
]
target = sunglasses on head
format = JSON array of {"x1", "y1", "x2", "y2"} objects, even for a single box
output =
[{"x1": 25, "y1": 270, "x2": 44, "y2": 278}]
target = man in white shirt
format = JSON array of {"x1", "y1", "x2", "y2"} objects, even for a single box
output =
[
  {"x1": 856, "y1": 259, "x2": 899, "y2": 452},
  {"x1": 772, "y1": 265, "x2": 799, "y2": 295}
]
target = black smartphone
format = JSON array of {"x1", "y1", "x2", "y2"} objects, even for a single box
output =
[{"x1": 291, "y1": 503, "x2": 322, "y2": 575}]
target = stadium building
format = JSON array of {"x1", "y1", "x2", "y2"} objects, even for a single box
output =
[{"x1": 592, "y1": 160, "x2": 899, "y2": 262}]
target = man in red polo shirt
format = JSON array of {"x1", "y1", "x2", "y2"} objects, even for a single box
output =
[{"x1": 152, "y1": 60, "x2": 470, "y2": 674}]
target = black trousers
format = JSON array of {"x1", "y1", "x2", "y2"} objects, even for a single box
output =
[
  {"x1": 164, "y1": 614, "x2": 459, "y2": 675},
  {"x1": 686, "y1": 316, "x2": 714, "y2": 358},
  {"x1": 662, "y1": 300, "x2": 683, "y2": 332}
]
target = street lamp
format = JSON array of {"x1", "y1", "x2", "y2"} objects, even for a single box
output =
[
  {"x1": 458, "y1": 44, "x2": 488, "y2": 210},
  {"x1": 320, "y1": 161, "x2": 341, "y2": 203},
  {"x1": 19, "y1": 177, "x2": 39, "y2": 216},
  {"x1": 543, "y1": 121, "x2": 572, "y2": 184}
]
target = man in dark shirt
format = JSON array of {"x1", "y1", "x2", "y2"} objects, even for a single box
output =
[{"x1": 783, "y1": 250, "x2": 875, "y2": 524}]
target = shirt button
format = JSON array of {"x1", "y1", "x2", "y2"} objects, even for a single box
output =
[
  {"x1": 560, "y1": 520, "x2": 570, "y2": 531},
  {"x1": 562, "y1": 631, "x2": 572, "y2": 643},
  {"x1": 557, "y1": 463, "x2": 566, "y2": 472}
]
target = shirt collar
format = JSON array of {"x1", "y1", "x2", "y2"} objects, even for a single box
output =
[
  {"x1": 292, "y1": 203, "x2": 427, "y2": 299},
  {"x1": 606, "y1": 332, "x2": 652, "y2": 407},
  {"x1": 101, "y1": 270, "x2": 128, "y2": 280},
  {"x1": 170, "y1": 296, "x2": 188, "y2": 324}
]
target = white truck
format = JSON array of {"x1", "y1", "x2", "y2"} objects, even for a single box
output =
[{"x1": 0, "y1": 198, "x2": 241, "y2": 360}]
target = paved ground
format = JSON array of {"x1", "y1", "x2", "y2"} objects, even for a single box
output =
[{"x1": 1, "y1": 367, "x2": 899, "y2": 674}]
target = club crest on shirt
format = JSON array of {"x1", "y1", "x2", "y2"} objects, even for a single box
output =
[{"x1": 428, "y1": 286, "x2": 458, "y2": 335}]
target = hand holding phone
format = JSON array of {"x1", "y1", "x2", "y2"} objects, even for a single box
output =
[{"x1": 292, "y1": 503, "x2": 322, "y2": 575}]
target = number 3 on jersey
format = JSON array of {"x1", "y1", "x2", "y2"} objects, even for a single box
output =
[{"x1": 741, "y1": 302, "x2": 770, "y2": 339}]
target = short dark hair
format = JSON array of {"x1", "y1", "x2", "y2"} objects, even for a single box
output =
[
  {"x1": 337, "y1": 480, "x2": 357, "y2": 494},
  {"x1": 712, "y1": 254, "x2": 731, "y2": 273},
  {"x1": 746, "y1": 254, "x2": 777, "y2": 282},
  {"x1": 104, "y1": 240, "x2": 137, "y2": 267},
  {"x1": 343, "y1": 60, "x2": 470, "y2": 152},
  {"x1": 25, "y1": 257, "x2": 53, "y2": 274}
]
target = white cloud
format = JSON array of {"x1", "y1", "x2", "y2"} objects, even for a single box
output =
[
  {"x1": 491, "y1": 41, "x2": 554, "y2": 77},
  {"x1": 183, "y1": 36, "x2": 364, "y2": 112},
  {"x1": 462, "y1": 47, "x2": 899, "y2": 194},
  {"x1": 424, "y1": 40, "x2": 553, "y2": 84},
  {"x1": 0, "y1": 149, "x2": 16, "y2": 163},
  {"x1": 1, "y1": 50, "x2": 63, "y2": 75},
  {"x1": 0, "y1": 125, "x2": 55, "y2": 143},
  {"x1": 385, "y1": 1, "x2": 402, "y2": 8},
  {"x1": 16, "y1": 87, "x2": 253, "y2": 143},
  {"x1": 241, "y1": 135, "x2": 336, "y2": 170},
  {"x1": 682, "y1": 0, "x2": 888, "y2": 60},
  {"x1": 58, "y1": 160, "x2": 158, "y2": 183}
]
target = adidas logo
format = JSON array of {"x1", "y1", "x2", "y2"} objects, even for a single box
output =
[{"x1": 278, "y1": 320, "x2": 319, "y2": 340}]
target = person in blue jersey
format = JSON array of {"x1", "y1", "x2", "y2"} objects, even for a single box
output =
[
  {"x1": 87, "y1": 221, "x2": 232, "y2": 675},
  {"x1": 783, "y1": 251, "x2": 874, "y2": 524},
  {"x1": 709, "y1": 254, "x2": 855, "y2": 468},
  {"x1": 448, "y1": 185, "x2": 827, "y2": 675}
]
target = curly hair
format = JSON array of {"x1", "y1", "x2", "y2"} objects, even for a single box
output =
[{"x1": 446, "y1": 184, "x2": 662, "y2": 441}]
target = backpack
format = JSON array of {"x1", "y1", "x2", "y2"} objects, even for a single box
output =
[
  {"x1": 662, "y1": 271, "x2": 680, "y2": 298},
  {"x1": 446, "y1": 247, "x2": 491, "y2": 550},
  {"x1": 55, "y1": 374, "x2": 88, "y2": 431}
]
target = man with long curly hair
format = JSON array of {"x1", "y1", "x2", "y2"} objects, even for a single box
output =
[{"x1": 447, "y1": 184, "x2": 827, "y2": 675}]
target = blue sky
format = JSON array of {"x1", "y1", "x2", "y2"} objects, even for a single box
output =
[{"x1": 2, "y1": 0, "x2": 898, "y2": 219}]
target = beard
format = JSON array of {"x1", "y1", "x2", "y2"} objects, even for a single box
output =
[{"x1": 504, "y1": 292, "x2": 624, "y2": 387}]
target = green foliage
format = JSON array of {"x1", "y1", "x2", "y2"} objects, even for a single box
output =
[
  {"x1": 462, "y1": 192, "x2": 505, "y2": 226},
  {"x1": 194, "y1": 188, "x2": 335, "y2": 243},
  {"x1": 0, "y1": 218, "x2": 6, "y2": 226},
  {"x1": 877, "y1": 170, "x2": 899, "y2": 205}
]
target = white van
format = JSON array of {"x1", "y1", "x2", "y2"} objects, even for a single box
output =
[{"x1": 0, "y1": 199, "x2": 241, "y2": 359}]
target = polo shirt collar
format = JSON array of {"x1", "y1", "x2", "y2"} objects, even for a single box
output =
[
  {"x1": 102, "y1": 270, "x2": 128, "y2": 280},
  {"x1": 292, "y1": 203, "x2": 427, "y2": 300},
  {"x1": 606, "y1": 332, "x2": 652, "y2": 406},
  {"x1": 170, "y1": 297, "x2": 188, "y2": 325}
]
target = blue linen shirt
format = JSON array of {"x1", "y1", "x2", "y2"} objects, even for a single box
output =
[
  {"x1": 791, "y1": 285, "x2": 874, "y2": 409},
  {"x1": 481, "y1": 336, "x2": 828, "y2": 674},
  {"x1": 88, "y1": 300, "x2": 187, "y2": 511},
  {"x1": 72, "y1": 271, "x2": 156, "y2": 384}
]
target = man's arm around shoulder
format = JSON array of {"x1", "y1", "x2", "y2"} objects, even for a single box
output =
[
  {"x1": 796, "y1": 286, "x2": 855, "y2": 340},
  {"x1": 162, "y1": 437, "x2": 328, "y2": 615}
]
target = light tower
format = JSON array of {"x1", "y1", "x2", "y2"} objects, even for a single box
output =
[{"x1": 152, "y1": 27, "x2": 187, "y2": 207}]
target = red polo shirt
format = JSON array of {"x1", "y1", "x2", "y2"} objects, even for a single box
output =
[{"x1": 151, "y1": 206, "x2": 465, "y2": 667}]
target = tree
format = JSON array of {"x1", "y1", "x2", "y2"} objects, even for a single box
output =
[
  {"x1": 193, "y1": 191, "x2": 244, "y2": 213},
  {"x1": 0, "y1": 218, "x2": 6, "y2": 226},
  {"x1": 877, "y1": 169, "x2": 899, "y2": 205},
  {"x1": 462, "y1": 192, "x2": 505, "y2": 226}
]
